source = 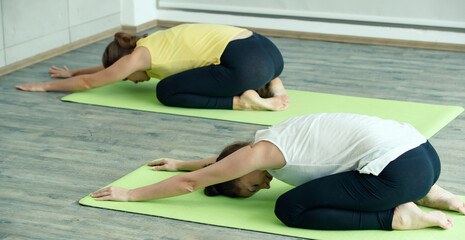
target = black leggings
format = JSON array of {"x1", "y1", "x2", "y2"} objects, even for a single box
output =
[
  {"x1": 156, "y1": 33, "x2": 284, "y2": 109},
  {"x1": 274, "y1": 141, "x2": 441, "y2": 230}
]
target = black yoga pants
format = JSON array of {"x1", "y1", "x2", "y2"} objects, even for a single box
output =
[
  {"x1": 156, "y1": 33, "x2": 284, "y2": 109},
  {"x1": 274, "y1": 141, "x2": 441, "y2": 230}
]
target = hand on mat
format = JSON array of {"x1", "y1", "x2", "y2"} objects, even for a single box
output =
[
  {"x1": 49, "y1": 65, "x2": 73, "y2": 78},
  {"x1": 148, "y1": 158, "x2": 180, "y2": 171},
  {"x1": 91, "y1": 186, "x2": 130, "y2": 201},
  {"x1": 15, "y1": 83, "x2": 46, "y2": 92}
]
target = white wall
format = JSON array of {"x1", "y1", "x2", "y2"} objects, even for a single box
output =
[
  {"x1": 0, "y1": 0, "x2": 120, "y2": 68},
  {"x1": 159, "y1": 0, "x2": 465, "y2": 29},
  {"x1": 0, "y1": 0, "x2": 5, "y2": 67},
  {"x1": 156, "y1": 0, "x2": 465, "y2": 45},
  {"x1": 120, "y1": 0, "x2": 157, "y2": 26},
  {"x1": 1, "y1": 0, "x2": 464, "y2": 70}
]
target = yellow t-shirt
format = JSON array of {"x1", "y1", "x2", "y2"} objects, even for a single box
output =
[{"x1": 136, "y1": 24, "x2": 246, "y2": 80}]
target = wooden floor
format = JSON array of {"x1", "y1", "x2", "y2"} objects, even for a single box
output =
[{"x1": 1, "y1": 26, "x2": 464, "y2": 240}]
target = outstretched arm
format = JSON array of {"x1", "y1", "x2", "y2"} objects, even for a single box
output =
[
  {"x1": 16, "y1": 47, "x2": 151, "y2": 92},
  {"x1": 49, "y1": 65, "x2": 104, "y2": 78},
  {"x1": 91, "y1": 141, "x2": 286, "y2": 201},
  {"x1": 147, "y1": 156, "x2": 218, "y2": 172}
]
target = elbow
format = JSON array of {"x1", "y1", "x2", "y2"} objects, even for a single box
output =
[
  {"x1": 178, "y1": 174, "x2": 203, "y2": 194},
  {"x1": 184, "y1": 181, "x2": 196, "y2": 193},
  {"x1": 79, "y1": 75, "x2": 94, "y2": 90},
  {"x1": 181, "y1": 177, "x2": 205, "y2": 193}
]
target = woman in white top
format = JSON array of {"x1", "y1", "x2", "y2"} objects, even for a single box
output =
[{"x1": 91, "y1": 113, "x2": 465, "y2": 230}]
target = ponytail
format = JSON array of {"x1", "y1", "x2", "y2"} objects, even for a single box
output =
[
  {"x1": 203, "y1": 179, "x2": 241, "y2": 198},
  {"x1": 204, "y1": 185, "x2": 220, "y2": 196},
  {"x1": 102, "y1": 32, "x2": 148, "y2": 68}
]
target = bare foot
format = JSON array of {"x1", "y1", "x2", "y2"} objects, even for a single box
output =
[
  {"x1": 233, "y1": 90, "x2": 289, "y2": 111},
  {"x1": 257, "y1": 83, "x2": 274, "y2": 98},
  {"x1": 415, "y1": 184, "x2": 465, "y2": 215},
  {"x1": 392, "y1": 202, "x2": 453, "y2": 230},
  {"x1": 268, "y1": 78, "x2": 288, "y2": 95},
  {"x1": 258, "y1": 77, "x2": 289, "y2": 97}
]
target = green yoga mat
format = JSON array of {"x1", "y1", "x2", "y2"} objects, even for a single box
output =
[
  {"x1": 61, "y1": 80, "x2": 464, "y2": 139},
  {"x1": 80, "y1": 163, "x2": 465, "y2": 240}
]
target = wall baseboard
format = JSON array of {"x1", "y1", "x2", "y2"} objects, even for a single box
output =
[
  {"x1": 122, "y1": 19, "x2": 160, "y2": 34},
  {"x1": 2, "y1": 20, "x2": 464, "y2": 77}
]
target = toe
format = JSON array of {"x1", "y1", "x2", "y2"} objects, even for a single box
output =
[
  {"x1": 438, "y1": 213, "x2": 454, "y2": 230},
  {"x1": 458, "y1": 205, "x2": 465, "y2": 215}
]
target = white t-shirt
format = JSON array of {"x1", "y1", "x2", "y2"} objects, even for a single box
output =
[{"x1": 254, "y1": 113, "x2": 427, "y2": 186}]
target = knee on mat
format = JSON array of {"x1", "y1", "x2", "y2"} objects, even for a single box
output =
[
  {"x1": 155, "y1": 82, "x2": 175, "y2": 106},
  {"x1": 274, "y1": 194, "x2": 302, "y2": 227}
]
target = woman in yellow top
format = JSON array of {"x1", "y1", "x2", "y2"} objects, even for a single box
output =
[{"x1": 16, "y1": 24, "x2": 289, "y2": 111}]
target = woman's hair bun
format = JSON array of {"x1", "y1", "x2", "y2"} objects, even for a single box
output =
[{"x1": 114, "y1": 32, "x2": 138, "y2": 49}]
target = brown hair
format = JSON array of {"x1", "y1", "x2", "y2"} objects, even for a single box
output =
[
  {"x1": 101, "y1": 32, "x2": 147, "y2": 68},
  {"x1": 203, "y1": 141, "x2": 253, "y2": 198}
]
